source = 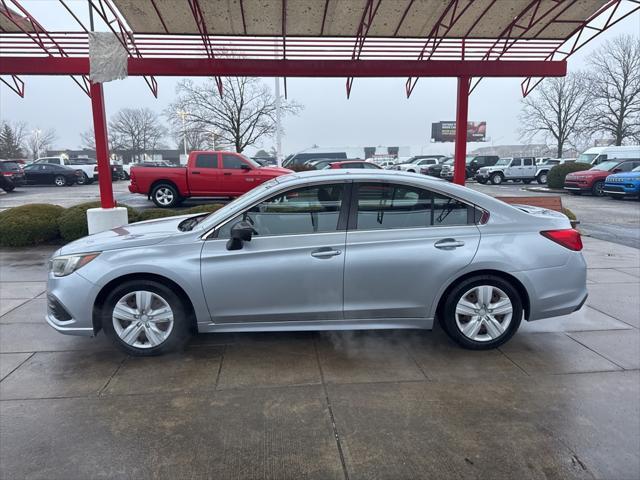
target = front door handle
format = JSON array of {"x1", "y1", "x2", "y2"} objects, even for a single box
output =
[
  {"x1": 224, "y1": 172, "x2": 232, "y2": 176},
  {"x1": 192, "y1": 171, "x2": 201, "y2": 174},
  {"x1": 434, "y1": 238, "x2": 465, "y2": 250},
  {"x1": 311, "y1": 248, "x2": 342, "y2": 258}
]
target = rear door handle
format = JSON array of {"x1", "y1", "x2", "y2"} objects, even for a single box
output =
[
  {"x1": 434, "y1": 238, "x2": 465, "y2": 249},
  {"x1": 311, "y1": 248, "x2": 342, "y2": 258},
  {"x1": 192, "y1": 171, "x2": 201, "y2": 174},
  {"x1": 223, "y1": 172, "x2": 232, "y2": 176}
]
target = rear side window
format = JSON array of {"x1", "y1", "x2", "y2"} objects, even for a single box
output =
[
  {"x1": 355, "y1": 183, "x2": 476, "y2": 230},
  {"x1": 523, "y1": 158, "x2": 534, "y2": 166},
  {"x1": 195, "y1": 154, "x2": 218, "y2": 168}
]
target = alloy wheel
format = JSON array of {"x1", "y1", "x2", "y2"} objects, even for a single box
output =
[
  {"x1": 155, "y1": 187, "x2": 174, "y2": 206},
  {"x1": 454, "y1": 285, "x2": 513, "y2": 342},
  {"x1": 112, "y1": 290, "x2": 174, "y2": 349},
  {"x1": 54, "y1": 176, "x2": 66, "y2": 186}
]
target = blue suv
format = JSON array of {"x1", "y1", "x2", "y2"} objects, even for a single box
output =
[{"x1": 604, "y1": 165, "x2": 640, "y2": 199}]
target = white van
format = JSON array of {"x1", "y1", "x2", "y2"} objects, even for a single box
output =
[{"x1": 577, "y1": 145, "x2": 640, "y2": 165}]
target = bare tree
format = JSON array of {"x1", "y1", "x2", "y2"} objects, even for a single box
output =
[
  {"x1": 519, "y1": 72, "x2": 592, "y2": 157},
  {"x1": 25, "y1": 128, "x2": 57, "y2": 159},
  {"x1": 0, "y1": 120, "x2": 27, "y2": 158},
  {"x1": 79, "y1": 128, "x2": 123, "y2": 152},
  {"x1": 586, "y1": 35, "x2": 640, "y2": 145},
  {"x1": 108, "y1": 108, "x2": 168, "y2": 161},
  {"x1": 167, "y1": 77, "x2": 302, "y2": 153}
]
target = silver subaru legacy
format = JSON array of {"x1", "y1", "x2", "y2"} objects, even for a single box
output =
[{"x1": 46, "y1": 170, "x2": 587, "y2": 356}]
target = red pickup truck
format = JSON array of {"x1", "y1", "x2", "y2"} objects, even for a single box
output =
[{"x1": 129, "y1": 151, "x2": 291, "y2": 207}]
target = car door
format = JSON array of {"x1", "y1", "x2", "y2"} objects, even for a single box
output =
[
  {"x1": 188, "y1": 152, "x2": 221, "y2": 195},
  {"x1": 522, "y1": 157, "x2": 536, "y2": 177},
  {"x1": 343, "y1": 182, "x2": 481, "y2": 320},
  {"x1": 506, "y1": 158, "x2": 521, "y2": 179},
  {"x1": 219, "y1": 153, "x2": 259, "y2": 195},
  {"x1": 200, "y1": 181, "x2": 349, "y2": 324}
]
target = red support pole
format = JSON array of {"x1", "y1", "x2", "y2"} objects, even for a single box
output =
[
  {"x1": 89, "y1": 81, "x2": 115, "y2": 208},
  {"x1": 453, "y1": 76, "x2": 469, "y2": 186}
]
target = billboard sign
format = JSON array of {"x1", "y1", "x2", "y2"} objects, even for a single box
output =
[{"x1": 431, "y1": 121, "x2": 486, "y2": 142}]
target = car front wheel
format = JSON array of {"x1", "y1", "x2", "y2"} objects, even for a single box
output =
[
  {"x1": 490, "y1": 172, "x2": 504, "y2": 185},
  {"x1": 536, "y1": 172, "x2": 548, "y2": 184},
  {"x1": 592, "y1": 181, "x2": 604, "y2": 196},
  {"x1": 102, "y1": 280, "x2": 190, "y2": 356},
  {"x1": 441, "y1": 275, "x2": 523, "y2": 350}
]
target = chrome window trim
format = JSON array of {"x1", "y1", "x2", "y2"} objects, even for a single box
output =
[{"x1": 201, "y1": 179, "x2": 353, "y2": 240}]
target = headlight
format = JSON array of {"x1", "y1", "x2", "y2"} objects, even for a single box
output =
[{"x1": 49, "y1": 253, "x2": 100, "y2": 277}]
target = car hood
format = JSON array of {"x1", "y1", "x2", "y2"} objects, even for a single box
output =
[
  {"x1": 59, "y1": 214, "x2": 197, "y2": 255},
  {"x1": 606, "y1": 172, "x2": 640, "y2": 180},
  {"x1": 257, "y1": 166, "x2": 293, "y2": 175},
  {"x1": 566, "y1": 170, "x2": 608, "y2": 178}
]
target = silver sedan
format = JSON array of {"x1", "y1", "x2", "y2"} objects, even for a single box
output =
[{"x1": 46, "y1": 170, "x2": 587, "y2": 355}]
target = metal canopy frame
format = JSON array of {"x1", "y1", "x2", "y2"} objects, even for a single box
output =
[{"x1": 1, "y1": 0, "x2": 637, "y2": 209}]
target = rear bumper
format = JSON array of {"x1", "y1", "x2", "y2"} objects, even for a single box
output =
[
  {"x1": 128, "y1": 184, "x2": 139, "y2": 193},
  {"x1": 515, "y1": 252, "x2": 588, "y2": 321}
]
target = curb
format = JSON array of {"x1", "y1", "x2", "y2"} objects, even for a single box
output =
[{"x1": 524, "y1": 186, "x2": 566, "y2": 194}]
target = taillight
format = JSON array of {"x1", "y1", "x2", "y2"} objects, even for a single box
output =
[
  {"x1": 2, "y1": 172, "x2": 13, "y2": 177},
  {"x1": 541, "y1": 229, "x2": 583, "y2": 251}
]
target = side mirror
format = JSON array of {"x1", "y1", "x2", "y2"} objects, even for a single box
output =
[
  {"x1": 612, "y1": 168, "x2": 622, "y2": 173},
  {"x1": 226, "y1": 220, "x2": 254, "y2": 250},
  {"x1": 240, "y1": 163, "x2": 252, "y2": 171}
]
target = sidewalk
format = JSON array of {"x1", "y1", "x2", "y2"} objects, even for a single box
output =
[{"x1": 0, "y1": 237, "x2": 638, "y2": 479}]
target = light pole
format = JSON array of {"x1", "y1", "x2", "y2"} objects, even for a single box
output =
[
  {"x1": 176, "y1": 109, "x2": 188, "y2": 158},
  {"x1": 34, "y1": 129, "x2": 41, "y2": 159}
]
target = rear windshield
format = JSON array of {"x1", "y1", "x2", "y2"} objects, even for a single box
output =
[{"x1": 0, "y1": 161, "x2": 21, "y2": 171}]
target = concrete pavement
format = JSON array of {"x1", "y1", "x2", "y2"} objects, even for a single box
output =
[{"x1": 0, "y1": 237, "x2": 638, "y2": 479}]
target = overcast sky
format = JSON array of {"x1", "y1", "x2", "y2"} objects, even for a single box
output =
[{"x1": 1, "y1": 0, "x2": 639, "y2": 157}]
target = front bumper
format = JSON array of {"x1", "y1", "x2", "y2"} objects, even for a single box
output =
[
  {"x1": 563, "y1": 181, "x2": 590, "y2": 192},
  {"x1": 603, "y1": 183, "x2": 640, "y2": 196},
  {"x1": 46, "y1": 271, "x2": 100, "y2": 336}
]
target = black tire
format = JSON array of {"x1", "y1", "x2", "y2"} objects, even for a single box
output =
[
  {"x1": 151, "y1": 183, "x2": 181, "y2": 208},
  {"x1": 592, "y1": 180, "x2": 604, "y2": 197},
  {"x1": 123, "y1": 171, "x2": 130, "y2": 180},
  {"x1": 76, "y1": 172, "x2": 89, "y2": 185},
  {"x1": 440, "y1": 275, "x2": 523, "y2": 350},
  {"x1": 3, "y1": 184, "x2": 15, "y2": 192},
  {"x1": 536, "y1": 172, "x2": 548, "y2": 184},
  {"x1": 523, "y1": 179, "x2": 532, "y2": 184},
  {"x1": 477, "y1": 179, "x2": 487, "y2": 184},
  {"x1": 54, "y1": 175, "x2": 67, "y2": 187},
  {"x1": 101, "y1": 279, "x2": 190, "y2": 356},
  {"x1": 490, "y1": 172, "x2": 504, "y2": 185}
]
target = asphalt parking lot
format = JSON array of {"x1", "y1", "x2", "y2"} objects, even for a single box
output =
[
  {"x1": 2, "y1": 178, "x2": 638, "y2": 247},
  {"x1": 0, "y1": 237, "x2": 639, "y2": 479}
]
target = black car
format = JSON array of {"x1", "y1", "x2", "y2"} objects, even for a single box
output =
[
  {"x1": 420, "y1": 157, "x2": 451, "y2": 177},
  {"x1": 23, "y1": 163, "x2": 81, "y2": 187},
  {"x1": 0, "y1": 160, "x2": 26, "y2": 192}
]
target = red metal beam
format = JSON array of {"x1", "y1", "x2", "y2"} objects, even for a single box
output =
[
  {"x1": 187, "y1": 0, "x2": 223, "y2": 95},
  {"x1": 453, "y1": 76, "x2": 469, "y2": 186},
  {"x1": 346, "y1": 0, "x2": 382, "y2": 98},
  {"x1": 405, "y1": 0, "x2": 476, "y2": 98},
  {"x1": 148, "y1": 0, "x2": 169, "y2": 34},
  {"x1": 0, "y1": 74, "x2": 24, "y2": 96},
  {"x1": 89, "y1": 81, "x2": 115, "y2": 209},
  {"x1": 393, "y1": 0, "x2": 416, "y2": 36},
  {"x1": 1, "y1": 56, "x2": 568, "y2": 78},
  {"x1": 521, "y1": 0, "x2": 640, "y2": 96}
]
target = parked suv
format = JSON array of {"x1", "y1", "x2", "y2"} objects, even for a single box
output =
[
  {"x1": 475, "y1": 157, "x2": 537, "y2": 184},
  {"x1": 393, "y1": 156, "x2": 440, "y2": 173},
  {"x1": 564, "y1": 159, "x2": 640, "y2": 196},
  {"x1": 0, "y1": 160, "x2": 26, "y2": 192},
  {"x1": 603, "y1": 166, "x2": 640, "y2": 199},
  {"x1": 442, "y1": 155, "x2": 499, "y2": 181}
]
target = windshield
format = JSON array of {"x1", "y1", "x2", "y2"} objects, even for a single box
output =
[
  {"x1": 494, "y1": 158, "x2": 511, "y2": 166},
  {"x1": 577, "y1": 153, "x2": 597, "y2": 164},
  {"x1": 238, "y1": 154, "x2": 260, "y2": 168},
  {"x1": 592, "y1": 161, "x2": 620, "y2": 171}
]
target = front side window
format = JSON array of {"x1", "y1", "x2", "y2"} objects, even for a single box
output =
[
  {"x1": 511, "y1": 159, "x2": 522, "y2": 166},
  {"x1": 195, "y1": 153, "x2": 218, "y2": 168},
  {"x1": 218, "y1": 183, "x2": 345, "y2": 238},
  {"x1": 355, "y1": 183, "x2": 475, "y2": 230}
]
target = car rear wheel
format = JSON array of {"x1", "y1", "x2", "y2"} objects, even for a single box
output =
[
  {"x1": 151, "y1": 183, "x2": 181, "y2": 208},
  {"x1": 592, "y1": 181, "x2": 604, "y2": 196},
  {"x1": 536, "y1": 172, "x2": 548, "y2": 184},
  {"x1": 54, "y1": 175, "x2": 67, "y2": 187},
  {"x1": 2, "y1": 184, "x2": 15, "y2": 192},
  {"x1": 522, "y1": 179, "x2": 532, "y2": 184},
  {"x1": 102, "y1": 280, "x2": 190, "y2": 356},
  {"x1": 490, "y1": 172, "x2": 504, "y2": 185},
  {"x1": 441, "y1": 275, "x2": 522, "y2": 350}
]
